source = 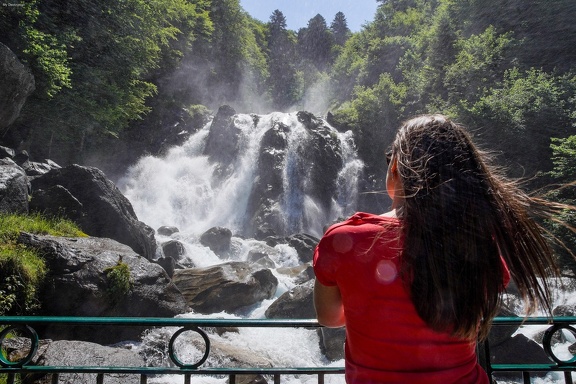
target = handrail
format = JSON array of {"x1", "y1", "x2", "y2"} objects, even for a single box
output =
[{"x1": 1, "y1": 316, "x2": 576, "y2": 383}]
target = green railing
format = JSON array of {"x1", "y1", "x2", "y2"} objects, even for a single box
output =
[{"x1": 1, "y1": 316, "x2": 576, "y2": 383}]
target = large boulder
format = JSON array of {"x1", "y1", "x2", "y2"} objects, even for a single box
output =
[
  {"x1": 199, "y1": 226, "x2": 232, "y2": 255},
  {"x1": 0, "y1": 158, "x2": 30, "y2": 213},
  {"x1": 0, "y1": 43, "x2": 35, "y2": 131},
  {"x1": 265, "y1": 280, "x2": 315, "y2": 319},
  {"x1": 246, "y1": 121, "x2": 289, "y2": 238},
  {"x1": 29, "y1": 164, "x2": 156, "y2": 259},
  {"x1": 17, "y1": 233, "x2": 188, "y2": 343},
  {"x1": 287, "y1": 233, "x2": 318, "y2": 264},
  {"x1": 203, "y1": 105, "x2": 241, "y2": 179},
  {"x1": 29, "y1": 340, "x2": 145, "y2": 384},
  {"x1": 172, "y1": 261, "x2": 278, "y2": 314}
]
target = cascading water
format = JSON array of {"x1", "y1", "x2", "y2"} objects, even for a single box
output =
[
  {"x1": 119, "y1": 111, "x2": 362, "y2": 239},
  {"x1": 117, "y1": 111, "x2": 362, "y2": 383}
]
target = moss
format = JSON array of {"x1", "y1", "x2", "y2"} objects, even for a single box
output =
[
  {"x1": 104, "y1": 258, "x2": 133, "y2": 303},
  {"x1": 0, "y1": 213, "x2": 86, "y2": 315}
]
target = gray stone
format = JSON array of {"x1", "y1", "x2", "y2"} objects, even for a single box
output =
[
  {"x1": 161, "y1": 239, "x2": 186, "y2": 261},
  {"x1": 0, "y1": 43, "x2": 35, "y2": 131},
  {"x1": 0, "y1": 158, "x2": 30, "y2": 213},
  {"x1": 157, "y1": 225, "x2": 179, "y2": 236},
  {"x1": 30, "y1": 340, "x2": 145, "y2": 384},
  {"x1": 199, "y1": 226, "x2": 232, "y2": 255},
  {"x1": 265, "y1": 280, "x2": 315, "y2": 319},
  {"x1": 30, "y1": 164, "x2": 156, "y2": 259},
  {"x1": 17, "y1": 233, "x2": 188, "y2": 343},
  {"x1": 172, "y1": 261, "x2": 278, "y2": 314}
]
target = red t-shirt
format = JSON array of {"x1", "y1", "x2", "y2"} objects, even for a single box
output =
[{"x1": 314, "y1": 212, "x2": 503, "y2": 384}]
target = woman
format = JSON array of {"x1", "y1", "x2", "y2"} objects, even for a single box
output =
[{"x1": 313, "y1": 114, "x2": 561, "y2": 383}]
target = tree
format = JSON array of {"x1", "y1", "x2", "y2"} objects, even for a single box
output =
[
  {"x1": 0, "y1": 0, "x2": 212, "y2": 164},
  {"x1": 266, "y1": 10, "x2": 302, "y2": 109},
  {"x1": 297, "y1": 14, "x2": 334, "y2": 71},
  {"x1": 330, "y1": 12, "x2": 350, "y2": 46}
]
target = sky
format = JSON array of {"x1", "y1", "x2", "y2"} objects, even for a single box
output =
[{"x1": 239, "y1": 0, "x2": 379, "y2": 32}]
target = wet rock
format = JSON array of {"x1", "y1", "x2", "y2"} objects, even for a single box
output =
[
  {"x1": 29, "y1": 340, "x2": 145, "y2": 384},
  {"x1": 161, "y1": 239, "x2": 186, "y2": 261},
  {"x1": 157, "y1": 225, "x2": 179, "y2": 236},
  {"x1": 265, "y1": 280, "x2": 315, "y2": 319},
  {"x1": 0, "y1": 158, "x2": 30, "y2": 214},
  {"x1": 18, "y1": 233, "x2": 188, "y2": 343},
  {"x1": 29, "y1": 164, "x2": 156, "y2": 259},
  {"x1": 200, "y1": 226, "x2": 232, "y2": 255},
  {"x1": 287, "y1": 233, "x2": 318, "y2": 263},
  {"x1": 172, "y1": 261, "x2": 278, "y2": 314},
  {"x1": 0, "y1": 43, "x2": 35, "y2": 131}
]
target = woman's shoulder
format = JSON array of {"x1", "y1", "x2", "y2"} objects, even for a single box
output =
[{"x1": 324, "y1": 212, "x2": 400, "y2": 235}]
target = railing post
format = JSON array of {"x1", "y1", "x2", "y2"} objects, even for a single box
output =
[
  {"x1": 274, "y1": 373, "x2": 280, "y2": 384},
  {"x1": 318, "y1": 372, "x2": 325, "y2": 384},
  {"x1": 97, "y1": 373, "x2": 104, "y2": 384},
  {"x1": 230, "y1": 374, "x2": 236, "y2": 384},
  {"x1": 52, "y1": 373, "x2": 59, "y2": 384},
  {"x1": 140, "y1": 374, "x2": 147, "y2": 384}
]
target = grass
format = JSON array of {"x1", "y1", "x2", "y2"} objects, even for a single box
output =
[{"x1": 0, "y1": 213, "x2": 87, "y2": 316}]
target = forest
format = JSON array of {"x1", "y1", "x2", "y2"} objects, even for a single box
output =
[{"x1": 0, "y1": 0, "x2": 575, "y2": 256}]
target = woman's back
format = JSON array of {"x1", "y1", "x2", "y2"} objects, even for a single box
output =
[{"x1": 314, "y1": 212, "x2": 496, "y2": 383}]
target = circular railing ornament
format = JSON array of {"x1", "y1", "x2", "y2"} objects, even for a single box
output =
[
  {"x1": 168, "y1": 326, "x2": 211, "y2": 369},
  {"x1": 0, "y1": 325, "x2": 39, "y2": 367},
  {"x1": 542, "y1": 323, "x2": 576, "y2": 365}
]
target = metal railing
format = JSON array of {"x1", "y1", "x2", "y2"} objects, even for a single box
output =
[
  {"x1": 1, "y1": 316, "x2": 576, "y2": 383},
  {"x1": 0, "y1": 317, "x2": 343, "y2": 384}
]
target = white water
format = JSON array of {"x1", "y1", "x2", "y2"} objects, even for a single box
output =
[{"x1": 117, "y1": 112, "x2": 361, "y2": 382}]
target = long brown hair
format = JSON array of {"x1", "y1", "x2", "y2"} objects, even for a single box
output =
[{"x1": 391, "y1": 114, "x2": 560, "y2": 340}]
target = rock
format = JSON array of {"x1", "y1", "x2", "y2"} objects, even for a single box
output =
[
  {"x1": 318, "y1": 327, "x2": 346, "y2": 361},
  {"x1": 0, "y1": 43, "x2": 35, "y2": 131},
  {"x1": 161, "y1": 239, "x2": 186, "y2": 261},
  {"x1": 0, "y1": 146, "x2": 15, "y2": 159},
  {"x1": 29, "y1": 164, "x2": 156, "y2": 259},
  {"x1": 29, "y1": 185, "x2": 83, "y2": 219},
  {"x1": 553, "y1": 304, "x2": 576, "y2": 317},
  {"x1": 246, "y1": 242, "x2": 279, "y2": 265},
  {"x1": 17, "y1": 233, "x2": 188, "y2": 343},
  {"x1": 246, "y1": 121, "x2": 289, "y2": 238},
  {"x1": 140, "y1": 326, "x2": 274, "y2": 372},
  {"x1": 265, "y1": 280, "x2": 315, "y2": 319},
  {"x1": 172, "y1": 261, "x2": 278, "y2": 314},
  {"x1": 276, "y1": 263, "x2": 315, "y2": 284},
  {"x1": 0, "y1": 158, "x2": 30, "y2": 213},
  {"x1": 155, "y1": 256, "x2": 176, "y2": 277},
  {"x1": 157, "y1": 225, "x2": 179, "y2": 236},
  {"x1": 28, "y1": 340, "x2": 145, "y2": 384},
  {"x1": 487, "y1": 305, "x2": 521, "y2": 347},
  {"x1": 488, "y1": 334, "x2": 551, "y2": 380},
  {"x1": 200, "y1": 226, "x2": 232, "y2": 255},
  {"x1": 203, "y1": 105, "x2": 241, "y2": 179},
  {"x1": 287, "y1": 233, "x2": 318, "y2": 263}
]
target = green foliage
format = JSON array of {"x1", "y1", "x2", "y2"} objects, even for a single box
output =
[
  {"x1": 0, "y1": 0, "x2": 75, "y2": 98},
  {"x1": 104, "y1": 260, "x2": 132, "y2": 303},
  {"x1": 1, "y1": 0, "x2": 213, "y2": 163},
  {"x1": 544, "y1": 136, "x2": 576, "y2": 274},
  {"x1": 549, "y1": 136, "x2": 576, "y2": 181},
  {"x1": 0, "y1": 213, "x2": 86, "y2": 316}
]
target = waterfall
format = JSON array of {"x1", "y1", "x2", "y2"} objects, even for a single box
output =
[
  {"x1": 117, "y1": 111, "x2": 362, "y2": 383},
  {"x1": 119, "y1": 111, "x2": 363, "y2": 239}
]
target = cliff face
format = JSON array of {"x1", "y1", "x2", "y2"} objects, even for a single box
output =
[{"x1": 0, "y1": 43, "x2": 35, "y2": 134}]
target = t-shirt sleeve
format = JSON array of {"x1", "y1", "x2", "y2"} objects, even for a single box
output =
[{"x1": 313, "y1": 234, "x2": 338, "y2": 286}]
